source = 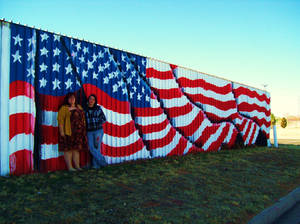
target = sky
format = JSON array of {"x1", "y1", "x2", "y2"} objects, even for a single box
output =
[{"x1": 1, "y1": 0, "x2": 300, "y2": 117}]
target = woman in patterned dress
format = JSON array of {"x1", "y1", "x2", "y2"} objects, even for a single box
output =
[{"x1": 57, "y1": 92, "x2": 88, "y2": 171}]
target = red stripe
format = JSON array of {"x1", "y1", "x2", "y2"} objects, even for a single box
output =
[
  {"x1": 40, "y1": 125, "x2": 58, "y2": 145},
  {"x1": 165, "y1": 103, "x2": 193, "y2": 118},
  {"x1": 227, "y1": 128, "x2": 238, "y2": 148},
  {"x1": 153, "y1": 88, "x2": 183, "y2": 99},
  {"x1": 234, "y1": 86, "x2": 270, "y2": 104},
  {"x1": 188, "y1": 93, "x2": 237, "y2": 112},
  {"x1": 146, "y1": 127, "x2": 176, "y2": 150},
  {"x1": 167, "y1": 137, "x2": 187, "y2": 156},
  {"x1": 83, "y1": 84, "x2": 130, "y2": 114},
  {"x1": 103, "y1": 121, "x2": 136, "y2": 138},
  {"x1": 238, "y1": 102, "x2": 271, "y2": 117},
  {"x1": 134, "y1": 106, "x2": 163, "y2": 117},
  {"x1": 177, "y1": 112, "x2": 205, "y2": 138},
  {"x1": 205, "y1": 124, "x2": 230, "y2": 152},
  {"x1": 248, "y1": 125, "x2": 258, "y2": 145},
  {"x1": 244, "y1": 121, "x2": 253, "y2": 145},
  {"x1": 101, "y1": 139, "x2": 145, "y2": 157},
  {"x1": 9, "y1": 150, "x2": 33, "y2": 176},
  {"x1": 9, "y1": 113, "x2": 35, "y2": 140},
  {"x1": 9, "y1": 80, "x2": 35, "y2": 99},
  {"x1": 170, "y1": 64, "x2": 178, "y2": 70},
  {"x1": 137, "y1": 119, "x2": 169, "y2": 134},
  {"x1": 146, "y1": 68, "x2": 174, "y2": 80},
  {"x1": 178, "y1": 77, "x2": 232, "y2": 95},
  {"x1": 38, "y1": 94, "x2": 65, "y2": 112}
]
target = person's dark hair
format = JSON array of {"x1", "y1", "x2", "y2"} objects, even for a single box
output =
[
  {"x1": 88, "y1": 94, "x2": 98, "y2": 108},
  {"x1": 63, "y1": 92, "x2": 77, "y2": 107}
]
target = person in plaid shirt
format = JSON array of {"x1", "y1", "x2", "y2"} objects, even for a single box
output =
[{"x1": 85, "y1": 94, "x2": 107, "y2": 168}]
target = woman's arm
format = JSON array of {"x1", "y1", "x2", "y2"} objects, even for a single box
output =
[{"x1": 59, "y1": 124, "x2": 65, "y2": 137}]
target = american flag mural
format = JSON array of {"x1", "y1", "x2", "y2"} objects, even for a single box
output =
[{"x1": 0, "y1": 21, "x2": 271, "y2": 176}]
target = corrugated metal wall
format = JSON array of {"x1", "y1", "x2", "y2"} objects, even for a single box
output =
[{"x1": 0, "y1": 20, "x2": 271, "y2": 176}]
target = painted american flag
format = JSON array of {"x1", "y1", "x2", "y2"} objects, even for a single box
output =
[{"x1": 1, "y1": 21, "x2": 271, "y2": 176}]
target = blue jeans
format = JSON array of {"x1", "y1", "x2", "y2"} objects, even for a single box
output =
[{"x1": 87, "y1": 129, "x2": 107, "y2": 168}]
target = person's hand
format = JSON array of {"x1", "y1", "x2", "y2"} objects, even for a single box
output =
[{"x1": 61, "y1": 133, "x2": 65, "y2": 138}]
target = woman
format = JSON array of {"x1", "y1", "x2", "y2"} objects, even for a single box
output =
[
  {"x1": 57, "y1": 92, "x2": 88, "y2": 171},
  {"x1": 85, "y1": 94, "x2": 107, "y2": 168}
]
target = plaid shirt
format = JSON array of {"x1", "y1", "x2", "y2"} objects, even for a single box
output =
[{"x1": 85, "y1": 105, "x2": 106, "y2": 131}]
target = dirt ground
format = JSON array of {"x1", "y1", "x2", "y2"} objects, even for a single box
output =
[{"x1": 270, "y1": 121, "x2": 300, "y2": 145}]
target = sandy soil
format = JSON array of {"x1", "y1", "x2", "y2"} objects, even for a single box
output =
[{"x1": 270, "y1": 122, "x2": 300, "y2": 145}]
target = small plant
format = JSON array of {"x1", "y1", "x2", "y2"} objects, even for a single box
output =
[
  {"x1": 281, "y1": 117, "x2": 287, "y2": 128},
  {"x1": 271, "y1": 113, "x2": 276, "y2": 126}
]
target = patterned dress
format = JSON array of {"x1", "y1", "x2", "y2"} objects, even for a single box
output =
[{"x1": 58, "y1": 108, "x2": 88, "y2": 152}]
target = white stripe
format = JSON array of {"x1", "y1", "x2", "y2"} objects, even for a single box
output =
[
  {"x1": 150, "y1": 97, "x2": 161, "y2": 108},
  {"x1": 151, "y1": 132, "x2": 181, "y2": 157},
  {"x1": 260, "y1": 124, "x2": 270, "y2": 134},
  {"x1": 40, "y1": 144, "x2": 64, "y2": 160},
  {"x1": 189, "y1": 118, "x2": 211, "y2": 142},
  {"x1": 242, "y1": 120, "x2": 250, "y2": 136},
  {"x1": 9, "y1": 96, "x2": 36, "y2": 116},
  {"x1": 135, "y1": 113, "x2": 166, "y2": 126},
  {"x1": 148, "y1": 77, "x2": 178, "y2": 89},
  {"x1": 105, "y1": 146, "x2": 150, "y2": 164},
  {"x1": 236, "y1": 95, "x2": 270, "y2": 109},
  {"x1": 102, "y1": 107, "x2": 132, "y2": 126},
  {"x1": 171, "y1": 106, "x2": 199, "y2": 127},
  {"x1": 102, "y1": 129, "x2": 140, "y2": 147},
  {"x1": 224, "y1": 124, "x2": 234, "y2": 144},
  {"x1": 183, "y1": 86, "x2": 234, "y2": 102},
  {"x1": 41, "y1": 110, "x2": 58, "y2": 127},
  {"x1": 233, "y1": 83, "x2": 270, "y2": 99},
  {"x1": 239, "y1": 110, "x2": 271, "y2": 122},
  {"x1": 202, "y1": 123, "x2": 226, "y2": 151},
  {"x1": 146, "y1": 59, "x2": 171, "y2": 72},
  {"x1": 183, "y1": 141, "x2": 194, "y2": 155},
  {"x1": 0, "y1": 22, "x2": 10, "y2": 176},
  {"x1": 162, "y1": 96, "x2": 189, "y2": 108},
  {"x1": 245, "y1": 123, "x2": 255, "y2": 145},
  {"x1": 176, "y1": 67, "x2": 231, "y2": 87},
  {"x1": 9, "y1": 133, "x2": 34, "y2": 155},
  {"x1": 202, "y1": 104, "x2": 237, "y2": 119},
  {"x1": 143, "y1": 123, "x2": 172, "y2": 140}
]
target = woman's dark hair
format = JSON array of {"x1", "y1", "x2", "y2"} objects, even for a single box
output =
[
  {"x1": 88, "y1": 94, "x2": 98, "y2": 108},
  {"x1": 63, "y1": 92, "x2": 77, "y2": 107}
]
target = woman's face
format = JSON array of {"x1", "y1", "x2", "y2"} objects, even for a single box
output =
[
  {"x1": 88, "y1": 96, "x2": 96, "y2": 107},
  {"x1": 68, "y1": 95, "x2": 76, "y2": 106}
]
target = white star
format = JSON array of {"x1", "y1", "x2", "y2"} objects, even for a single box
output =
[
  {"x1": 104, "y1": 62, "x2": 110, "y2": 69},
  {"x1": 79, "y1": 55, "x2": 85, "y2": 63},
  {"x1": 71, "y1": 51, "x2": 77, "y2": 58},
  {"x1": 71, "y1": 39, "x2": 74, "y2": 45},
  {"x1": 52, "y1": 63, "x2": 60, "y2": 72},
  {"x1": 53, "y1": 48, "x2": 61, "y2": 57},
  {"x1": 28, "y1": 36, "x2": 35, "y2": 47},
  {"x1": 137, "y1": 93, "x2": 142, "y2": 101},
  {"x1": 108, "y1": 72, "x2": 114, "y2": 79},
  {"x1": 92, "y1": 53, "x2": 98, "y2": 62},
  {"x1": 104, "y1": 48, "x2": 109, "y2": 53},
  {"x1": 109, "y1": 54, "x2": 114, "y2": 62},
  {"x1": 141, "y1": 87, "x2": 145, "y2": 94},
  {"x1": 130, "y1": 92, "x2": 134, "y2": 99},
  {"x1": 121, "y1": 54, "x2": 126, "y2": 61},
  {"x1": 82, "y1": 70, "x2": 88, "y2": 79},
  {"x1": 76, "y1": 42, "x2": 81, "y2": 51},
  {"x1": 53, "y1": 34, "x2": 60, "y2": 41},
  {"x1": 103, "y1": 77, "x2": 109, "y2": 84},
  {"x1": 65, "y1": 79, "x2": 73, "y2": 89},
  {"x1": 137, "y1": 77, "x2": 141, "y2": 85},
  {"x1": 93, "y1": 72, "x2": 98, "y2": 79},
  {"x1": 98, "y1": 64, "x2": 104, "y2": 72},
  {"x1": 40, "y1": 33, "x2": 49, "y2": 42},
  {"x1": 39, "y1": 77, "x2": 47, "y2": 88},
  {"x1": 40, "y1": 47, "x2": 49, "y2": 57},
  {"x1": 122, "y1": 88, "x2": 127, "y2": 95},
  {"x1": 13, "y1": 34, "x2": 23, "y2": 46},
  {"x1": 117, "y1": 80, "x2": 123, "y2": 87},
  {"x1": 132, "y1": 86, "x2": 137, "y2": 92},
  {"x1": 132, "y1": 70, "x2": 137, "y2": 77},
  {"x1": 26, "y1": 66, "x2": 35, "y2": 78},
  {"x1": 138, "y1": 65, "x2": 141, "y2": 71},
  {"x1": 83, "y1": 47, "x2": 89, "y2": 54},
  {"x1": 65, "y1": 64, "x2": 73, "y2": 75},
  {"x1": 127, "y1": 77, "x2": 132, "y2": 85},
  {"x1": 113, "y1": 71, "x2": 119, "y2": 78},
  {"x1": 112, "y1": 84, "x2": 119, "y2": 92},
  {"x1": 27, "y1": 51, "x2": 35, "y2": 61},
  {"x1": 145, "y1": 95, "x2": 150, "y2": 102},
  {"x1": 126, "y1": 63, "x2": 131, "y2": 71},
  {"x1": 98, "y1": 51, "x2": 104, "y2": 58},
  {"x1": 12, "y1": 50, "x2": 22, "y2": 63},
  {"x1": 76, "y1": 79, "x2": 81, "y2": 86},
  {"x1": 39, "y1": 63, "x2": 48, "y2": 72},
  {"x1": 142, "y1": 59, "x2": 146, "y2": 66},
  {"x1": 52, "y1": 78, "x2": 61, "y2": 90},
  {"x1": 87, "y1": 60, "x2": 94, "y2": 70}
]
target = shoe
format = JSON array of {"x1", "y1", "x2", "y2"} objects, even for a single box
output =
[
  {"x1": 68, "y1": 168, "x2": 77, "y2": 172},
  {"x1": 76, "y1": 167, "x2": 83, "y2": 171}
]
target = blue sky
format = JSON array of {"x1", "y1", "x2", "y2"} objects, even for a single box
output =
[{"x1": 1, "y1": 0, "x2": 300, "y2": 116}]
